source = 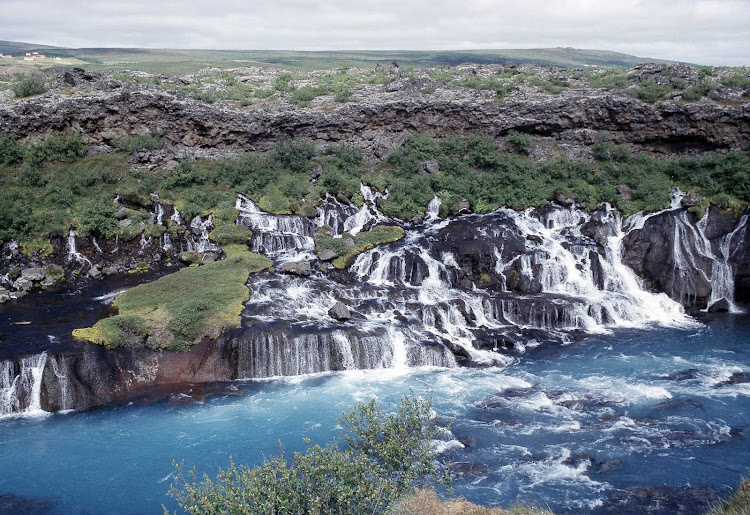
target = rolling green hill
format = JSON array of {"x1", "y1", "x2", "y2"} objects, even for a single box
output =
[{"x1": 0, "y1": 40, "x2": 682, "y2": 73}]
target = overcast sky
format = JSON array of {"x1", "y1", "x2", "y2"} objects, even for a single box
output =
[{"x1": 1, "y1": 0, "x2": 748, "y2": 65}]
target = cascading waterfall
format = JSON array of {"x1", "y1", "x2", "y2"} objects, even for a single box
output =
[
  {"x1": 186, "y1": 214, "x2": 219, "y2": 253},
  {"x1": 235, "y1": 194, "x2": 315, "y2": 260},
  {"x1": 697, "y1": 212, "x2": 749, "y2": 312},
  {"x1": 66, "y1": 230, "x2": 91, "y2": 266},
  {"x1": 0, "y1": 352, "x2": 48, "y2": 417}
]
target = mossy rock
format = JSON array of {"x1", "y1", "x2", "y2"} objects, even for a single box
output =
[
  {"x1": 178, "y1": 251, "x2": 203, "y2": 265},
  {"x1": 20, "y1": 239, "x2": 54, "y2": 257},
  {"x1": 209, "y1": 223, "x2": 252, "y2": 246},
  {"x1": 331, "y1": 226, "x2": 405, "y2": 269},
  {"x1": 119, "y1": 224, "x2": 142, "y2": 241},
  {"x1": 144, "y1": 224, "x2": 166, "y2": 238},
  {"x1": 44, "y1": 264, "x2": 65, "y2": 282}
]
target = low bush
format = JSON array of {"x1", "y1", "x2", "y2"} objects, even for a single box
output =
[
  {"x1": 168, "y1": 394, "x2": 450, "y2": 514},
  {"x1": 114, "y1": 133, "x2": 161, "y2": 153},
  {"x1": 506, "y1": 130, "x2": 532, "y2": 155},
  {"x1": 12, "y1": 75, "x2": 46, "y2": 98},
  {"x1": 630, "y1": 80, "x2": 672, "y2": 103}
]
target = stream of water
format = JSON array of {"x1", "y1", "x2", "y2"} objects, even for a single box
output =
[{"x1": 1, "y1": 316, "x2": 749, "y2": 513}]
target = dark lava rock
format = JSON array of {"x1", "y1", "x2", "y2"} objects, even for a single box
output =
[
  {"x1": 317, "y1": 249, "x2": 337, "y2": 262},
  {"x1": 279, "y1": 261, "x2": 312, "y2": 277},
  {"x1": 714, "y1": 372, "x2": 750, "y2": 388},
  {"x1": 664, "y1": 368, "x2": 702, "y2": 381},
  {"x1": 593, "y1": 485, "x2": 719, "y2": 515},
  {"x1": 328, "y1": 301, "x2": 351, "y2": 321},
  {"x1": 420, "y1": 159, "x2": 440, "y2": 174},
  {"x1": 448, "y1": 461, "x2": 490, "y2": 478},
  {"x1": 708, "y1": 298, "x2": 730, "y2": 312}
]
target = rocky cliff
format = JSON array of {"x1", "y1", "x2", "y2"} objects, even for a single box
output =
[{"x1": 1, "y1": 64, "x2": 748, "y2": 166}]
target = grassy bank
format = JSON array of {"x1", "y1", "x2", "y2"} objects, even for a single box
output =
[
  {"x1": 708, "y1": 477, "x2": 750, "y2": 515},
  {"x1": 73, "y1": 245, "x2": 271, "y2": 351}
]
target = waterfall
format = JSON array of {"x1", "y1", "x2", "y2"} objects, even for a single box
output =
[
  {"x1": 425, "y1": 195, "x2": 442, "y2": 222},
  {"x1": 66, "y1": 230, "x2": 91, "y2": 266},
  {"x1": 236, "y1": 194, "x2": 315, "y2": 261},
  {"x1": 343, "y1": 184, "x2": 390, "y2": 235},
  {"x1": 697, "y1": 212, "x2": 749, "y2": 312},
  {"x1": 91, "y1": 237, "x2": 103, "y2": 254},
  {"x1": 0, "y1": 352, "x2": 48, "y2": 417},
  {"x1": 155, "y1": 203, "x2": 165, "y2": 226},
  {"x1": 187, "y1": 215, "x2": 219, "y2": 254}
]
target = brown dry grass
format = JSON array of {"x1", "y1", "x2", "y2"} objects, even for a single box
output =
[{"x1": 390, "y1": 490, "x2": 553, "y2": 515}]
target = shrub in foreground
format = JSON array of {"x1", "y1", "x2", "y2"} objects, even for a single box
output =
[
  {"x1": 167, "y1": 395, "x2": 451, "y2": 514},
  {"x1": 12, "y1": 75, "x2": 46, "y2": 98}
]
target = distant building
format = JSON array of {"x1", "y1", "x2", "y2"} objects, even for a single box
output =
[
  {"x1": 0, "y1": 53, "x2": 13, "y2": 59},
  {"x1": 25, "y1": 52, "x2": 31, "y2": 56},
  {"x1": 23, "y1": 54, "x2": 45, "y2": 61}
]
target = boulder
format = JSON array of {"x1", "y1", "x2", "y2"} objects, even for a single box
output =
[
  {"x1": 280, "y1": 261, "x2": 312, "y2": 277},
  {"x1": 13, "y1": 277, "x2": 34, "y2": 292},
  {"x1": 458, "y1": 199, "x2": 471, "y2": 213},
  {"x1": 708, "y1": 298, "x2": 730, "y2": 312},
  {"x1": 178, "y1": 251, "x2": 202, "y2": 265},
  {"x1": 114, "y1": 206, "x2": 127, "y2": 220},
  {"x1": 420, "y1": 159, "x2": 440, "y2": 174},
  {"x1": 21, "y1": 267, "x2": 46, "y2": 282},
  {"x1": 309, "y1": 164, "x2": 323, "y2": 179},
  {"x1": 680, "y1": 192, "x2": 703, "y2": 208},
  {"x1": 88, "y1": 266, "x2": 102, "y2": 279},
  {"x1": 119, "y1": 219, "x2": 132, "y2": 228},
  {"x1": 317, "y1": 249, "x2": 338, "y2": 261},
  {"x1": 328, "y1": 301, "x2": 351, "y2": 321}
]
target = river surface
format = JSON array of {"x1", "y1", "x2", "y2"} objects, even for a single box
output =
[{"x1": 1, "y1": 314, "x2": 749, "y2": 514}]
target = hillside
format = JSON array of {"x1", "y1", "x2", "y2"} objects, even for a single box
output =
[{"x1": 0, "y1": 40, "x2": 681, "y2": 74}]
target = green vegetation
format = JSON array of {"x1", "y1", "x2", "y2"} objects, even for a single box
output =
[
  {"x1": 12, "y1": 75, "x2": 46, "y2": 97},
  {"x1": 2, "y1": 130, "x2": 749, "y2": 251},
  {"x1": 168, "y1": 394, "x2": 451, "y2": 514},
  {"x1": 708, "y1": 477, "x2": 750, "y2": 515},
  {"x1": 72, "y1": 245, "x2": 271, "y2": 351},
  {"x1": 505, "y1": 130, "x2": 532, "y2": 155},
  {"x1": 114, "y1": 133, "x2": 162, "y2": 152},
  {"x1": 315, "y1": 225, "x2": 406, "y2": 269},
  {"x1": 629, "y1": 80, "x2": 673, "y2": 103}
]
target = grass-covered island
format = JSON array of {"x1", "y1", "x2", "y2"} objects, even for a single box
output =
[{"x1": 73, "y1": 245, "x2": 271, "y2": 351}]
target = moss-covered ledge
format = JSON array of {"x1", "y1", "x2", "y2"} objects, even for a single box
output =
[
  {"x1": 315, "y1": 225, "x2": 405, "y2": 269},
  {"x1": 72, "y1": 245, "x2": 272, "y2": 351}
]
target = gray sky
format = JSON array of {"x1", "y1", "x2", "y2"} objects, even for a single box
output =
[{"x1": 1, "y1": 0, "x2": 748, "y2": 65}]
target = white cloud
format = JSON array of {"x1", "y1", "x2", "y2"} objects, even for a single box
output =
[{"x1": 0, "y1": 0, "x2": 747, "y2": 65}]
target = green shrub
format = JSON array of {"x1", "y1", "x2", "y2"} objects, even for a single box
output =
[
  {"x1": 681, "y1": 81, "x2": 712, "y2": 101},
  {"x1": 334, "y1": 88, "x2": 353, "y2": 102},
  {"x1": 630, "y1": 80, "x2": 672, "y2": 103},
  {"x1": 75, "y1": 197, "x2": 118, "y2": 238},
  {"x1": 720, "y1": 73, "x2": 750, "y2": 89},
  {"x1": 209, "y1": 222, "x2": 252, "y2": 246},
  {"x1": 254, "y1": 88, "x2": 274, "y2": 99},
  {"x1": 259, "y1": 185, "x2": 291, "y2": 214},
  {"x1": 708, "y1": 477, "x2": 750, "y2": 515},
  {"x1": 289, "y1": 86, "x2": 327, "y2": 106},
  {"x1": 506, "y1": 130, "x2": 532, "y2": 155},
  {"x1": 114, "y1": 133, "x2": 161, "y2": 153},
  {"x1": 25, "y1": 132, "x2": 87, "y2": 165},
  {"x1": 168, "y1": 394, "x2": 450, "y2": 514},
  {"x1": 12, "y1": 75, "x2": 46, "y2": 98},
  {"x1": 273, "y1": 73, "x2": 295, "y2": 92},
  {"x1": 270, "y1": 139, "x2": 315, "y2": 173},
  {"x1": 0, "y1": 132, "x2": 23, "y2": 166}
]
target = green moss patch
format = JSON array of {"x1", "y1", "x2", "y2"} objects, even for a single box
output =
[
  {"x1": 73, "y1": 245, "x2": 272, "y2": 351},
  {"x1": 315, "y1": 225, "x2": 405, "y2": 269}
]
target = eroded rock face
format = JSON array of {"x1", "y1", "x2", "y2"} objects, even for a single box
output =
[{"x1": 1, "y1": 74, "x2": 747, "y2": 164}]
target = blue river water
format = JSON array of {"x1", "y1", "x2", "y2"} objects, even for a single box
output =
[{"x1": 1, "y1": 314, "x2": 750, "y2": 514}]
